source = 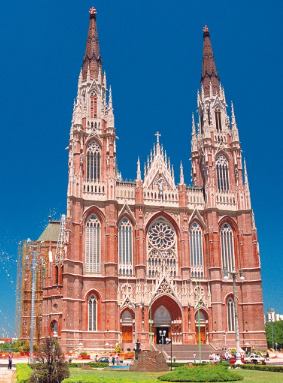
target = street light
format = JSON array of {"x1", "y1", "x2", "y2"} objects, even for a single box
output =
[
  {"x1": 159, "y1": 329, "x2": 166, "y2": 347},
  {"x1": 224, "y1": 268, "x2": 245, "y2": 365}
]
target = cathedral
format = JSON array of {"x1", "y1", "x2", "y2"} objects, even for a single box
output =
[{"x1": 18, "y1": 7, "x2": 266, "y2": 352}]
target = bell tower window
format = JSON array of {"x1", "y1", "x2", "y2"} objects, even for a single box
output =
[
  {"x1": 215, "y1": 109, "x2": 222, "y2": 132},
  {"x1": 118, "y1": 218, "x2": 133, "y2": 276},
  {"x1": 216, "y1": 155, "x2": 229, "y2": 192},
  {"x1": 86, "y1": 141, "x2": 101, "y2": 181}
]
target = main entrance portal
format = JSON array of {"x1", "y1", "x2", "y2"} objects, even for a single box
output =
[{"x1": 151, "y1": 295, "x2": 182, "y2": 344}]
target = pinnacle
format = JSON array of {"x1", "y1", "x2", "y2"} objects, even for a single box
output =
[{"x1": 89, "y1": 6, "x2": 97, "y2": 17}]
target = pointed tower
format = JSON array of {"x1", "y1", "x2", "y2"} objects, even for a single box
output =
[
  {"x1": 82, "y1": 7, "x2": 102, "y2": 81},
  {"x1": 68, "y1": 6, "x2": 117, "y2": 208},
  {"x1": 201, "y1": 26, "x2": 220, "y2": 97}
]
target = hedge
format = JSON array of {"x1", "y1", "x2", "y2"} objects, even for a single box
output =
[
  {"x1": 16, "y1": 363, "x2": 32, "y2": 383},
  {"x1": 69, "y1": 362, "x2": 108, "y2": 368},
  {"x1": 158, "y1": 365, "x2": 243, "y2": 382},
  {"x1": 240, "y1": 364, "x2": 283, "y2": 373}
]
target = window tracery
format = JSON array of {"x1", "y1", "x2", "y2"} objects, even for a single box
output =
[
  {"x1": 86, "y1": 141, "x2": 100, "y2": 181},
  {"x1": 216, "y1": 155, "x2": 229, "y2": 192},
  {"x1": 147, "y1": 218, "x2": 177, "y2": 278},
  {"x1": 220, "y1": 223, "x2": 235, "y2": 272},
  {"x1": 227, "y1": 297, "x2": 235, "y2": 332},
  {"x1": 85, "y1": 214, "x2": 101, "y2": 273},
  {"x1": 189, "y1": 222, "x2": 204, "y2": 278},
  {"x1": 88, "y1": 295, "x2": 97, "y2": 331},
  {"x1": 118, "y1": 218, "x2": 133, "y2": 276}
]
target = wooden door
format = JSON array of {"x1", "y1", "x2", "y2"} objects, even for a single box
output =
[
  {"x1": 122, "y1": 326, "x2": 133, "y2": 343},
  {"x1": 195, "y1": 326, "x2": 206, "y2": 344}
]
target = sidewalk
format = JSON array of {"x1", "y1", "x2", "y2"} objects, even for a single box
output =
[{"x1": 0, "y1": 368, "x2": 15, "y2": 383}]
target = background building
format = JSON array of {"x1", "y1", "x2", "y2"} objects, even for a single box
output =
[
  {"x1": 266, "y1": 309, "x2": 283, "y2": 323},
  {"x1": 17, "y1": 7, "x2": 266, "y2": 352}
]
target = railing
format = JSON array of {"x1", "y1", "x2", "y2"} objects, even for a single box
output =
[
  {"x1": 214, "y1": 132, "x2": 227, "y2": 144},
  {"x1": 118, "y1": 264, "x2": 134, "y2": 276},
  {"x1": 116, "y1": 181, "x2": 135, "y2": 202},
  {"x1": 215, "y1": 192, "x2": 237, "y2": 210},
  {"x1": 82, "y1": 181, "x2": 106, "y2": 200},
  {"x1": 187, "y1": 188, "x2": 205, "y2": 209},
  {"x1": 143, "y1": 188, "x2": 179, "y2": 206}
]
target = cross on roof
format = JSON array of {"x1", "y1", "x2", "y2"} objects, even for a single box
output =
[
  {"x1": 89, "y1": 6, "x2": 97, "y2": 15},
  {"x1": 155, "y1": 131, "x2": 161, "y2": 144}
]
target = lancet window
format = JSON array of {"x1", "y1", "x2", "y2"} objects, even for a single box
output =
[
  {"x1": 189, "y1": 222, "x2": 204, "y2": 278},
  {"x1": 88, "y1": 295, "x2": 97, "y2": 331},
  {"x1": 227, "y1": 297, "x2": 235, "y2": 332},
  {"x1": 86, "y1": 141, "x2": 101, "y2": 181},
  {"x1": 118, "y1": 218, "x2": 133, "y2": 276},
  {"x1": 216, "y1": 155, "x2": 229, "y2": 192},
  {"x1": 90, "y1": 94, "x2": 97, "y2": 118},
  {"x1": 215, "y1": 109, "x2": 222, "y2": 131},
  {"x1": 147, "y1": 218, "x2": 177, "y2": 279},
  {"x1": 85, "y1": 214, "x2": 101, "y2": 273},
  {"x1": 220, "y1": 223, "x2": 235, "y2": 273}
]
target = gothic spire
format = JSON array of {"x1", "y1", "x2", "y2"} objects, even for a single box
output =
[
  {"x1": 82, "y1": 7, "x2": 102, "y2": 81},
  {"x1": 136, "y1": 157, "x2": 141, "y2": 181},
  {"x1": 179, "y1": 162, "x2": 184, "y2": 185},
  {"x1": 201, "y1": 26, "x2": 220, "y2": 97}
]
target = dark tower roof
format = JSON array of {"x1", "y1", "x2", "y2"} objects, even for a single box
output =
[
  {"x1": 201, "y1": 26, "x2": 220, "y2": 97},
  {"x1": 82, "y1": 7, "x2": 102, "y2": 81}
]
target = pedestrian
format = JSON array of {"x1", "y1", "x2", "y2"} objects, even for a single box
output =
[
  {"x1": 111, "y1": 355, "x2": 115, "y2": 365},
  {"x1": 8, "y1": 354, "x2": 12, "y2": 370},
  {"x1": 193, "y1": 352, "x2": 196, "y2": 363}
]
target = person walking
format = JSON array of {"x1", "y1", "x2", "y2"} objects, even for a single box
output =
[{"x1": 8, "y1": 354, "x2": 12, "y2": 370}]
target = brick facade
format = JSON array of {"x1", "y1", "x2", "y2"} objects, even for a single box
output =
[{"x1": 19, "y1": 9, "x2": 266, "y2": 352}]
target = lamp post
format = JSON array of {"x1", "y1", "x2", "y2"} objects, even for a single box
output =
[
  {"x1": 159, "y1": 329, "x2": 166, "y2": 347},
  {"x1": 149, "y1": 305, "x2": 154, "y2": 350},
  {"x1": 224, "y1": 269, "x2": 245, "y2": 365}
]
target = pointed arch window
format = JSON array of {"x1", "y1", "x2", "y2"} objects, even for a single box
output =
[
  {"x1": 216, "y1": 155, "x2": 229, "y2": 192},
  {"x1": 88, "y1": 295, "x2": 97, "y2": 331},
  {"x1": 220, "y1": 223, "x2": 235, "y2": 273},
  {"x1": 118, "y1": 218, "x2": 133, "y2": 276},
  {"x1": 227, "y1": 297, "x2": 235, "y2": 332},
  {"x1": 189, "y1": 222, "x2": 204, "y2": 278},
  {"x1": 215, "y1": 109, "x2": 222, "y2": 132},
  {"x1": 86, "y1": 141, "x2": 101, "y2": 181},
  {"x1": 147, "y1": 218, "x2": 177, "y2": 278},
  {"x1": 85, "y1": 214, "x2": 101, "y2": 273}
]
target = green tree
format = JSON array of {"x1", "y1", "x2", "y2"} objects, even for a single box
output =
[
  {"x1": 265, "y1": 321, "x2": 283, "y2": 348},
  {"x1": 30, "y1": 337, "x2": 69, "y2": 383}
]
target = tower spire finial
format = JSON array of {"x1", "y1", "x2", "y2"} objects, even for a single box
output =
[
  {"x1": 136, "y1": 157, "x2": 141, "y2": 181},
  {"x1": 201, "y1": 26, "x2": 220, "y2": 97},
  {"x1": 179, "y1": 162, "x2": 184, "y2": 185},
  {"x1": 82, "y1": 6, "x2": 102, "y2": 81}
]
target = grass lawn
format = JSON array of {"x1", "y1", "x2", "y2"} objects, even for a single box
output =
[{"x1": 67, "y1": 367, "x2": 283, "y2": 383}]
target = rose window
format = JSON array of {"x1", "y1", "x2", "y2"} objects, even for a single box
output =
[
  {"x1": 148, "y1": 220, "x2": 175, "y2": 250},
  {"x1": 147, "y1": 218, "x2": 177, "y2": 279}
]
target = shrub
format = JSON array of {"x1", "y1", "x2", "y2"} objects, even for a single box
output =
[
  {"x1": 16, "y1": 363, "x2": 32, "y2": 383},
  {"x1": 30, "y1": 338, "x2": 69, "y2": 383},
  {"x1": 240, "y1": 364, "x2": 283, "y2": 373},
  {"x1": 158, "y1": 365, "x2": 243, "y2": 382}
]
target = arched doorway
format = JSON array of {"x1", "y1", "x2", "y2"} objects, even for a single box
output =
[
  {"x1": 120, "y1": 309, "x2": 134, "y2": 346},
  {"x1": 195, "y1": 309, "x2": 208, "y2": 344},
  {"x1": 150, "y1": 295, "x2": 182, "y2": 344}
]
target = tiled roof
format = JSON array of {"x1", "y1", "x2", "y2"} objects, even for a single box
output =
[{"x1": 37, "y1": 221, "x2": 60, "y2": 242}]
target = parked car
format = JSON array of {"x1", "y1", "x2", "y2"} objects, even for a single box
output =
[
  {"x1": 244, "y1": 353, "x2": 266, "y2": 365},
  {"x1": 97, "y1": 356, "x2": 110, "y2": 363}
]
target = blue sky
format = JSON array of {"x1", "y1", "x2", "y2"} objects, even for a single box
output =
[{"x1": 0, "y1": 0, "x2": 282, "y2": 336}]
